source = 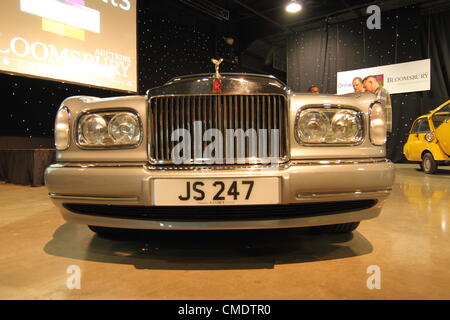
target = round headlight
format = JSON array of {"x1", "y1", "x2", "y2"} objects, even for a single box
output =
[
  {"x1": 297, "y1": 111, "x2": 329, "y2": 143},
  {"x1": 425, "y1": 132, "x2": 435, "y2": 142},
  {"x1": 80, "y1": 114, "x2": 108, "y2": 145},
  {"x1": 108, "y1": 113, "x2": 141, "y2": 144},
  {"x1": 331, "y1": 111, "x2": 362, "y2": 142}
]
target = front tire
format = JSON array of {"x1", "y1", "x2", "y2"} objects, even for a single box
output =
[
  {"x1": 422, "y1": 152, "x2": 438, "y2": 174},
  {"x1": 311, "y1": 222, "x2": 360, "y2": 233}
]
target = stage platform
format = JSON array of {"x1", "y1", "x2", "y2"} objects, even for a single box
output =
[{"x1": 0, "y1": 136, "x2": 55, "y2": 187}]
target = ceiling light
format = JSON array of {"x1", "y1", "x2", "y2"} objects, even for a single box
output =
[
  {"x1": 223, "y1": 36, "x2": 235, "y2": 46},
  {"x1": 286, "y1": 1, "x2": 302, "y2": 13}
]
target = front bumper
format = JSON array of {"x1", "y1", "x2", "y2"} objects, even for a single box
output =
[{"x1": 45, "y1": 159, "x2": 395, "y2": 230}]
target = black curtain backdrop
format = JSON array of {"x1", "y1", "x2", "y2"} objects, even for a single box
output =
[
  {"x1": 1, "y1": 2, "x2": 449, "y2": 163},
  {"x1": 287, "y1": 6, "x2": 450, "y2": 162}
]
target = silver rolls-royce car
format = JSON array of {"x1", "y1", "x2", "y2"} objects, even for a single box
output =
[{"x1": 45, "y1": 66, "x2": 395, "y2": 236}]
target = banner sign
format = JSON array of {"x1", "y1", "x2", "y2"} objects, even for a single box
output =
[
  {"x1": 337, "y1": 59, "x2": 431, "y2": 95},
  {"x1": 0, "y1": 0, "x2": 137, "y2": 92}
]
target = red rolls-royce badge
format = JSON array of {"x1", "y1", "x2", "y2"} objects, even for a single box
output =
[{"x1": 213, "y1": 79, "x2": 222, "y2": 93}]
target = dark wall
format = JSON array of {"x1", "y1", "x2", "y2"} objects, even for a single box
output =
[
  {"x1": 287, "y1": 6, "x2": 450, "y2": 162},
  {"x1": 0, "y1": 0, "x2": 238, "y2": 139},
  {"x1": 137, "y1": 0, "x2": 240, "y2": 92}
]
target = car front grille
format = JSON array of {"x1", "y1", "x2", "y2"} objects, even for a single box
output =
[
  {"x1": 64, "y1": 200, "x2": 377, "y2": 221},
  {"x1": 148, "y1": 94, "x2": 288, "y2": 164}
]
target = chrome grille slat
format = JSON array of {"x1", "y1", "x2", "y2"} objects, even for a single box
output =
[
  {"x1": 259, "y1": 96, "x2": 265, "y2": 157},
  {"x1": 169, "y1": 97, "x2": 174, "y2": 156},
  {"x1": 239, "y1": 96, "x2": 244, "y2": 133},
  {"x1": 186, "y1": 96, "x2": 190, "y2": 135},
  {"x1": 267, "y1": 95, "x2": 272, "y2": 157},
  {"x1": 202, "y1": 95, "x2": 208, "y2": 154},
  {"x1": 149, "y1": 94, "x2": 287, "y2": 164},
  {"x1": 151, "y1": 99, "x2": 157, "y2": 160},
  {"x1": 158, "y1": 98, "x2": 164, "y2": 161},
  {"x1": 194, "y1": 96, "x2": 200, "y2": 160},
  {"x1": 245, "y1": 95, "x2": 249, "y2": 156},
  {"x1": 277, "y1": 96, "x2": 282, "y2": 157}
]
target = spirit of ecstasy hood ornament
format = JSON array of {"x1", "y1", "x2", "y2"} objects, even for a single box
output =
[{"x1": 211, "y1": 58, "x2": 223, "y2": 78}]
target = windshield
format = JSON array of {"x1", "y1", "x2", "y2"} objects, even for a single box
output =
[{"x1": 432, "y1": 103, "x2": 450, "y2": 129}]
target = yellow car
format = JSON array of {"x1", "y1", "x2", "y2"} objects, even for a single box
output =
[{"x1": 404, "y1": 100, "x2": 450, "y2": 173}]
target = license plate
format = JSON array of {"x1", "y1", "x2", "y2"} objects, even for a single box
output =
[{"x1": 152, "y1": 178, "x2": 280, "y2": 206}]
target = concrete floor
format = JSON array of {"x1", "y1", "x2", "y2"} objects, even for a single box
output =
[{"x1": 0, "y1": 163, "x2": 449, "y2": 300}]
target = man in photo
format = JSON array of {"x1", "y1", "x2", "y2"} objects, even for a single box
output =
[
  {"x1": 308, "y1": 85, "x2": 320, "y2": 94},
  {"x1": 363, "y1": 75, "x2": 392, "y2": 132}
]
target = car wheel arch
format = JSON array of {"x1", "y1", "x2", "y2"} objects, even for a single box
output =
[{"x1": 421, "y1": 149, "x2": 434, "y2": 160}]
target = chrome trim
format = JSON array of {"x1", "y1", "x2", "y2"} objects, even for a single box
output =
[
  {"x1": 289, "y1": 158, "x2": 390, "y2": 166},
  {"x1": 164, "y1": 73, "x2": 283, "y2": 85},
  {"x1": 148, "y1": 94, "x2": 289, "y2": 165},
  {"x1": 296, "y1": 189, "x2": 391, "y2": 200},
  {"x1": 140, "y1": 159, "x2": 289, "y2": 166},
  {"x1": 148, "y1": 93, "x2": 288, "y2": 99},
  {"x1": 49, "y1": 193, "x2": 139, "y2": 201},
  {"x1": 147, "y1": 74, "x2": 288, "y2": 98},
  {"x1": 75, "y1": 108, "x2": 144, "y2": 150},
  {"x1": 144, "y1": 158, "x2": 390, "y2": 171},
  {"x1": 144, "y1": 163, "x2": 289, "y2": 171},
  {"x1": 294, "y1": 104, "x2": 365, "y2": 147},
  {"x1": 49, "y1": 158, "x2": 391, "y2": 170},
  {"x1": 49, "y1": 162, "x2": 146, "y2": 168}
]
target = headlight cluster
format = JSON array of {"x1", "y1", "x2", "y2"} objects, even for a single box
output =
[
  {"x1": 296, "y1": 108, "x2": 363, "y2": 145},
  {"x1": 77, "y1": 111, "x2": 141, "y2": 147}
]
